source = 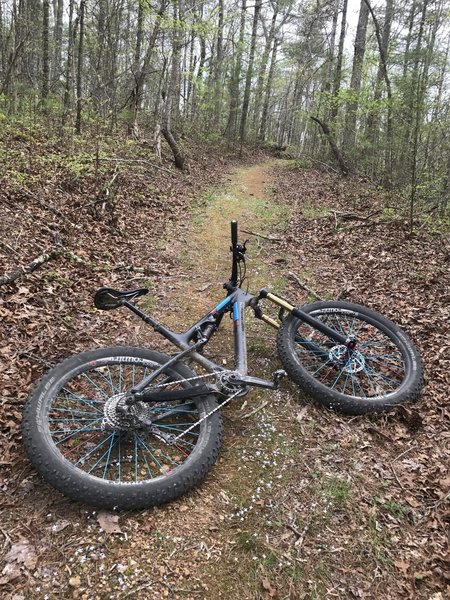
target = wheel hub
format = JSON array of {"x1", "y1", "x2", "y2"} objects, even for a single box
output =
[
  {"x1": 329, "y1": 345, "x2": 365, "y2": 373},
  {"x1": 103, "y1": 395, "x2": 154, "y2": 430}
]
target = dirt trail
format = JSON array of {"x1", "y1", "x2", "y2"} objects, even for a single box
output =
[
  {"x1": 159, "y1": 161, "x2": 286, "y2": 322},
  {"x1": 2, "y1": 161, "x2": 294, "y2": 600}
]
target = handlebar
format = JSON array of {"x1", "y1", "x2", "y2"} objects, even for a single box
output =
[
  {"x1": 230, "y1": 220, "x2": 238, "y2": 287},
  {"x1": 228, "y1": 220, "x2": 247, "y2": 289},
  {"x1": 231, "y1": 219, "x2": 238, "y2": 248}
]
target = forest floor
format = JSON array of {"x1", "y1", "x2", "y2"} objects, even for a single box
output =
[{"x1": 1, "y1": 138, "x2": 449, "y2": 600}]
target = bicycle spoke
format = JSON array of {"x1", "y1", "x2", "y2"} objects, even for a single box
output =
[
  {"x1": 294, "y1": 310, "x2": 407, "y2": 399},
  {"x1": 44, "y1": 357, "x2": 211, "y2": 484}
]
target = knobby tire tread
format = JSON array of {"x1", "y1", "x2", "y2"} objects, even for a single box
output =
[
  {"x1": 277, "y1": 301, "x2": 423, "y2": 415},
  {"x1": 22, "y1": 346, "x2": 223, "y2": 510}
]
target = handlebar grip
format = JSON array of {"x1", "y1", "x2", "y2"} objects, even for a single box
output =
[{"x1": 231, "y1": 220, "x2": 238, "y2": 247}]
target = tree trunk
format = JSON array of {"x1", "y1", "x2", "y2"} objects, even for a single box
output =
[
  {"x1": 364, "y1": 0, "x2": 393, "y2": 188},
  {"x1": 259, "y1": 37, "x2": 279, "y2": 141},
  {"x1": 41, "y1": 0, "x2": 50, "y2": 102},
  {"x1": 212, "y1": 0, "x2": 224, "y2": 129},
  {"x1": 252, "y1": 4, "x2": 278, "y2": 129},
  {"x1": 52, "y1": 0, "x2": 63, "y2": 88},
  {"x1": 329, "y1": 0, "x2": 348, "y2": 123},
  {"x1": 239, "y1": 0, "x2": 262, "y2": 151},
  {"x1": 127, "y1": 1, "x2": 166, "y2": 136},
  {"x1": 322, "y1": 0, "x2": 339, "y2": 123},
  {"x1": 311, "y1": 116, "x2": 349, "y2": 175},
  {"x1": 162, "y1": 0, "x2": 185, "y2": 170},
  {"x1": 75, "y1": 0, "x2": 86, "y2": 134},
  {"x1": 365, "y1": 0, "x2": 393, "y2": 171},
  {"x1": 61, "y1": 0, "x2": 75, "y2": 131},
  {"x1": 408, "y1": 0, "x2": 429, "y2": 231},
  {"x1": 225, "y1": 0, "x2": 246, "y2": 140},
  {"x1": 343, "y1": 0, "x2": 369, "y2": 160}
]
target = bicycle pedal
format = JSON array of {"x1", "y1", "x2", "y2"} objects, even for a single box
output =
[{"x1": 272, "y1": 369, "x2": 287, "y2": 385}]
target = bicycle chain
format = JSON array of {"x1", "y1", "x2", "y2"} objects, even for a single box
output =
[
  {"x1": 171, "y1": 386, "x2": 242, "y2": 442},
  {"x1": 144, "y1": 369, "x2": 243, "y2": 444}
]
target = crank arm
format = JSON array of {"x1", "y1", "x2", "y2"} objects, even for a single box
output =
[{"x1": 226, "y1": 371, "x2": 287, "y2": 390}]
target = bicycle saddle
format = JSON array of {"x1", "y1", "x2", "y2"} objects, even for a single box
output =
[{"x1": 94, "y1": 287, "x2": 149, "y2": 310}]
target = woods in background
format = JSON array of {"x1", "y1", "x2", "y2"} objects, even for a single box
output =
[{"x1": 1, "y1": 0, "x2": 449, "y2": 219}]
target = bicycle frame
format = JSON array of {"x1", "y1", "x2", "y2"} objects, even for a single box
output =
[
  {"x1": 101, "y1": 219, "x2": 353, "y2": 400},
  {"x1": 121, "y1": 285, "x2": 350, "y2": 400}
]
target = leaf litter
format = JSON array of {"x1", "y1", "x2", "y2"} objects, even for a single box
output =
[{"x1": 0, "y1": 152, "x2": 448, "y2": 599}]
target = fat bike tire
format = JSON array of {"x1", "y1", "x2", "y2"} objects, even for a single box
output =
[
  {"x1": 277, "y1": 301, "x2": 423, "y2": 415},
  {"x1": 22, "y1": 346, "x2": 223, "y2": 509}
]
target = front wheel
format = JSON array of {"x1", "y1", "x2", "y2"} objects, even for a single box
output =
[
  {"x1": 277, "y1": 301, "x2": 423, "y2": 415},
  {"x1": 22, "y1": 347, "x2": 223, "y2": 509}
]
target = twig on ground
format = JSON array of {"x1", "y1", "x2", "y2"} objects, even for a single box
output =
[
  {"x1": 390, "y1": 464, "x2": 404, "y2": 490},
  {"x1": 240, "y1": 229, "x2": 282, "y2": 241},
  {"x1": 0, "y1": 240, "x2": 19, "y2": 254},
  {"x1": 331, "y1": 209, "x2": 382, "y2": 222},
  {"x1": 95, "y1": 157, "x2": 176, "y2": 176},
  {"x1": 19, "y1": 352, "x2": 55, "y2": 369},
  {"x1": 288, "y1": 271, "x2": 323, "y2": 300},
  {"x1": 0, "y1": 250, "x2": 62, "y2": 286},
  {"x1": 391, "y1": 445, "x2": 417, "y2": 463},
  {"x1": 241, "y1": 400, "x2": 269, "y2": 419},
  {"x1": 285, "y1": 517, "x2": 311, "y2": 548}
]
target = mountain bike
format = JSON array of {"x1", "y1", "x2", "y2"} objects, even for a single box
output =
[{"x1": 22, "y1": 220, "x2": 423, "y2": 509}]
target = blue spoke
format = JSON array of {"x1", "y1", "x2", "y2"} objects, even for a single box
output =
[
  {"x1": 59, "y1": 389, "x2": 105, "y2": 410},
  {"x1": 118, "y1": 434, "x2": 122, "y2": 482},
  {"x1": 50, "y1": 407, "x2": 101, "y2": 416},
  {"x1": 155, "y1": 424, "x2": 199, "y2": 436},
  {"x1": 330, "y1": 367, "x2": 348, "y2": 390},
  {"x1": 362, "y1": 366, "x2": 382, "y2": 396},
  {"x1": 85, "y1": 434, "x2": 117, "y2": 476},
  {"x1": 363, "y1": 365, "x2": 399, "y2": 390},
  {"x1": 134, "y1": 435, "x2": 138, "y2": 482},
  {"x1": 309, "y1": 357, "x2": 335, "y2": 376},
  {"x1": 101, "y1": 434, "x2": 119, "y2": 478},
  {"x1": 53, "y1": 417, "x2": 104, "y2": 444},
  {"x1": 136, "y1": 433, "x2": 165, "y2": 473},
  {"x1": 51, "y1": 426, "x2": 104, "y2": 434},
  {"x1": 49, "y1": 417, "x2": 101, "y2": 422},
  {"x1": 84, "y1": 368, "x2": 118, "y2": 396},
  {"x1": 80, "y1": 371, "x2": 114, "y2": 398},
  {"x1": 73, "y1": 432, "x2": 115, "y2": 466}
]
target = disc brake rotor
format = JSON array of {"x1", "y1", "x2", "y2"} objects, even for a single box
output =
[{"x1": 329, "y1": 345, "x2": 365, "y2": 374}]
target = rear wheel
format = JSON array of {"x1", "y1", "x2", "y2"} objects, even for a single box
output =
[
  {"x1": 277, "y1": 301, "x2": 423, "y2": 414},
  {"x1": 22, "y1": 346, "x2": 223, "y2": 509}
]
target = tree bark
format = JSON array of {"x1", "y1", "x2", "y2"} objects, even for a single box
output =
[
  {"x1": 259, "y1": 37, "x2": 279, "y2": 141},
  {"x1": 239, "y1": 0, "x2": 262, "y2": 151},
  {"x1": 61, "y1": 0, "x2": 75, "y2": 131},
  {"x1": 162, "y1": 0, "x2": 185, "y2": 170},
  {"x1": 310, "y1": 116, "x2": 349, "y2": 175},
  {"x1": 252, "y1": 4, "x2": 278, "y2": 129},
  {"x1": 52, "y1": 0, "x2": 63, "y2": 87},
  {"x1": 127, "y1": 1, "x2": 166, "y2": 136},
  {"x1": 329, "y1": 0, "x2": 348, "y2": 123},
  {"x1": 75, "y1": 0, "x2": 86, "y2": 134},
  {"x1": 225, "y1": 0, "x2": 246, "y2": 140},
  {"x1": 41, "y1": 0, "x2": 50, "y2": 102},
  {"x1": 364, "y1": 0, "x2": 393, "y2": 188},
  {"x1": 343, "y1": 0, "x2": 369, "y2": 159},
  {"x1": 212, "y1": 0, "x2": 224, "y2": 129}
]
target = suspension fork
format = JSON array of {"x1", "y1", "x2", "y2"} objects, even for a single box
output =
[{"x1": 258, "y1": 290, "x2": 349, "y2": 345}]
